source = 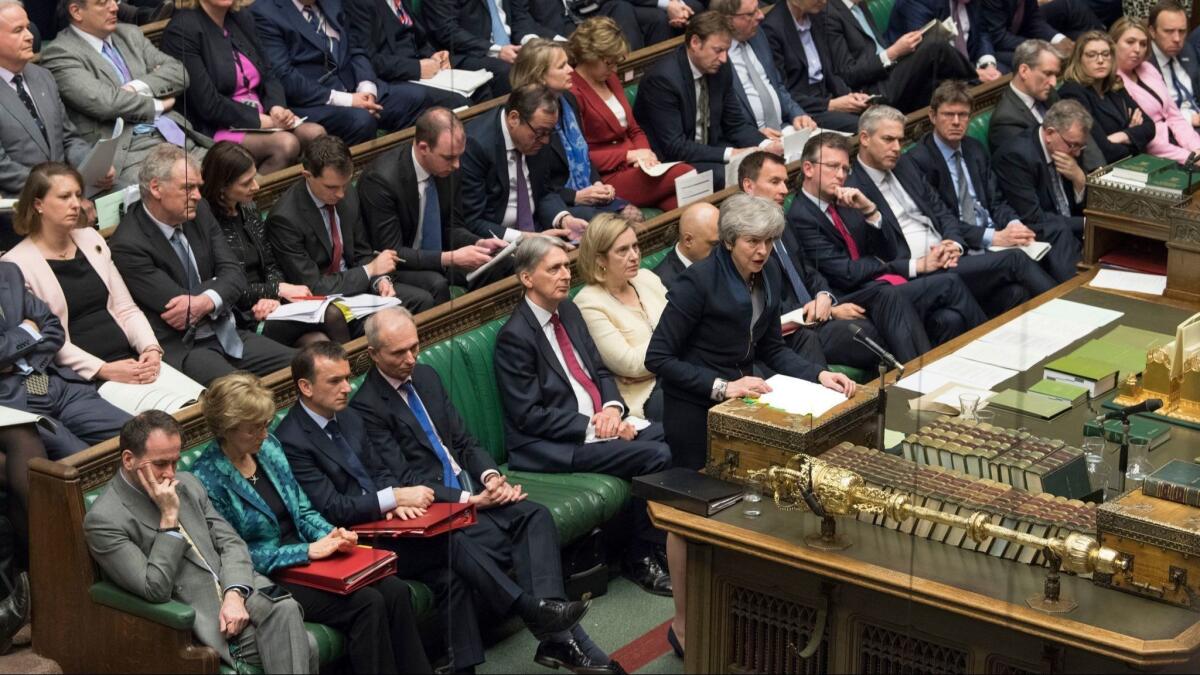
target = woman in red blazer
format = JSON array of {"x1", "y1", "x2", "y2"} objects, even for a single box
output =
[{"x1": 568, "y1": 18, "x2": 695, "y2": 211}]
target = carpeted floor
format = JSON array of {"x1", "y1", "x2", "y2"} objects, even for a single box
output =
[{"x1": 0, "y1": 625, "x2": 59, "y2": 674}]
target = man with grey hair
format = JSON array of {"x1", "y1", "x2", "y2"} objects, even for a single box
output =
[
  {"x1": 849, "y1": 106, "x2": 1057, "y2": 317},
  {"x1": 993, "y1": 99, "x2": 1092, "y2": 239},
  {"x1": 110, "y1": 143, "x2": 294, "y2": 386},
  {"x1": 495, "y1": 235, "x2": 674, "y2": 597}
]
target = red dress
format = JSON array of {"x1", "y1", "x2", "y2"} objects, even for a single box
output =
[{"x1": 570, "y1": 71, "x2": 695, "y2": 211}]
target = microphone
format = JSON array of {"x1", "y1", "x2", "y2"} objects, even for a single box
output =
[
  {"x1": 1101, "y1": 398, "x2": 1163, "y2": 421},
  {"x1": 852, "y1": 326, "x2": 903, "y2": 373}
]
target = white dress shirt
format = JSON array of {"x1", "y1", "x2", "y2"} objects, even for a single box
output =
[
  {"x1": 290, "y1": 0, "x2": 377, "y2": 107},
  {"x1": 674, "y1": 243, "x2": 696, "y2": 267},
  {"x1": 858, "y1": 162, "x2": 959, "y2": 277},
  {"x1": 70, "y1": 26, "x2": 163, "y2": 116},
  {"x1": 298, "y1": 401, "x2": 399, "y2": 513},
  {"x1": 1152, "y1": 42, "x2": 1198, "y2": 119},
  {"x1": 793, "y1": 15, "x2": 824, "y2": 84},
  {"x1": 524, "y1": 297, "x2": 623, "y2": 430},
  {"x1": 730, "y1": 39, "x2": 784, "y2": 129}
]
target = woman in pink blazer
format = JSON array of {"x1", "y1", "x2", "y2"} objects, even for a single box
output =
[
  {"x1": 3, "y1": 163, "x2": 163, "y2": 384},
  {"x1": 1112, "y1": 17, "x2": 1200, "y2": 163},
  {"x1": 568, "y1": 18, "x2": 695, "y2": 211}
]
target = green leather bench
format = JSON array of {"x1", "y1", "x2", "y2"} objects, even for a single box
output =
[{"x1": 967, "y1": 109, "x2": 993, "y2": 154}]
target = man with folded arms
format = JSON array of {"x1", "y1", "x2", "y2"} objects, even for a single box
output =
[
  {"x1": 85, "y1": 411, "x2": 316, "y2": 673},
  {"x1": 277, "y1": 341, "x2": 600, "y2": 674}
]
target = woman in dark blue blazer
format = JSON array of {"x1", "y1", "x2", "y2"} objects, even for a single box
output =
[
  {"x1": 192, "y1": 373, "x2": 431, "y2": 675},
  {"x1": 645, "y1": 193, "x2": 856, "y2": 472},
  {"x1": 1059, "y1": 31, "x2": 1155, "y2": 163}
]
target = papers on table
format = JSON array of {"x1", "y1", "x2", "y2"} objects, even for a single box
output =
[
  {"x1": 1088, "y1": 269, "x2": 1167, "y2": 296},
  {"x1": 79, "y1": 119, "x2": 122, "y2": 198},
  {"x1": 638, "y1": 160, "x2": 682, "y2": 177},
  {"x1": 465, "y1": 236, "x2": 519, "y2": 284},
  {"x1": 989, "y1": 241, "x2": 1051, "y2": 261},
  {"x1": 267, "y1": 294, "x2": 402, "y2": 323},
  {"x1": 895, "y1": 355, "x2": 1017, "y2": 395},
  {"x1": 757, "y1": 374, "x2": 851, "y2": 418},
  {"x1": 908, "y1": 382, "x2": 994, "y2": 415},
  {"x1": 0, "y1": 198, "x2": 15, "y2": 214},
  {"x1": 411, "y1": 69, "x2": 494, "y2": 96},
  {"x1": 98, "y1": 364, "x2": 206, "y2": 415},
  {"x1": 674, "y1": 169, "x2": 713, "y2": 207}
]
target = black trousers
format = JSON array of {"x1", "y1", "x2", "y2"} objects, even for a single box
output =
[
  {"x1": 783, "y1": 318, "x2": 882, "y2": 372},
  {"x1": 894, "y1": 273, "x2": 988, "y2": 345},
  {"x1": 175, "y1": 332, "x2": 295, "y2": 387},
  {"x1": 812, "y1": 110, "x2": 860, "y2": 132},
  {"x1": 841, "y1": 282, "x2": 933, "y2": 363},
  {"x1": 1033, "y1": 219, "x2": 1083, "y2": 283},
  {"x1": 948, "y1": 248, "x2": 1057, "y2": 317},
  {"x1": 879, "y1": 39, "x2": 976, "y2": 113},
  {"x1": 568, "y1": 423, "x2": 671, "y2": 551},
  {"x1": 278, "y1": 575, "x2": 431, "y2": 674},
  {"x1": 662, "y1": 391, "x2": 711, "y2": 473}
]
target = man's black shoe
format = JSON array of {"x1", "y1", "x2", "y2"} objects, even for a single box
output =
[
  {"x1": 623, "y1": 555, "x2": 672, "y2": 596},
  {"x1": 535, "y1": 638, "x2": 627, "y2": 674},
  {"x1": 524, "y1": 598, "x2": 590, "y2": 640},
  {"x1": 0, "y1": 572, "x2": 30, "y2": 655}
]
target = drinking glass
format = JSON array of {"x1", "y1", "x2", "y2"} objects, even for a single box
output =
[
  {"x1": 743, "y1": 478, "x2": 763, "y2": 518},
  {"x1": 974, "y1": 409, "x2": 996, "y2": 427},
  {"x1": 1125, "y1": 437, "x2": 1153, "y2": 489},
  {"x1": 958, "y1": 394, "x2": 980, "y2": 421}
]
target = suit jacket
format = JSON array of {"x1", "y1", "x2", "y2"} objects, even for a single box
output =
[
  {"x1": 209, "y1": 202, "x2": 287, "y2": 320},
  {"x1": 108, "y1": 201, "x2": 248, "y2": 369},
  {"x1": 573, "y1": 269, "x2": 668, "y2": 419},
  {"x1": 1118, "y1": 62, "x2": 1200, "y2": 163},
  {"x1": 652, "y1": 247, "x2": 688, "y2": 290},
  {"x1": 1151, "y1": 42, "x2": 1200, "y2": 111},
  {"x1": 1, "y1": 228, "x2": 159, "y2": 380},
  {"x1": 160, "y1": 8, "x2": 287, "y2": 137},
  {"x1": 346, "y1": 0, "x2": 438, "y2": 84},
  {"x1": 0, "y1": 262, "x2": 82, "y2": 411},
  {"x1": 633, "y1": 45, "x2": 763, "y2": 165},
  {"x1": 980, "y1": 0, "x2": 1058, "y2": 56},
  {"x1": 459, "y1": 106, "x2": 570, "y2": 238},
  {"x1": 825, "y1": 0, "x2": 891, "y2": 92},
  {"x1": 991, "y1": 126, "x2": 1084, "y2": 234},
  {"x1": 1057, "y1": 81, "x2": 1154, "y2": 164},
  {"x1": 266, "y1": 180, "x2": 376, "y2": 295},
  {"x1": 0, "y1": 63, "x2": 90, "y2": 196},
  {"x1": 775, "y1": 224, "x2": 835, "y2": 314},
  {"x1": 83, "y1": 471, "x2": 256, "y2": 664},
  {"x1": 645, "y1": 245, "x2": 822, "y2": 407},
  {"x1": 887, "y1": 0, "x2": 994, "y2": 64},
  {"x1": 761, "y1": 5, "x2": 851, "y2": 114},
  {"x1": 903, "y1": 133, "x2": 1022, "y2": 250},
  {"x1": 987, "y1": 84, "x2": 1057, "y2": 152},
  {"x1": 357, "y1": 143, "x2": 479, "y2": 266},
  {"x1": 350, "y1": 365, "x2": 500, "y2": 503},
  {"x1": 845, "y1": 157, "x2": 969, "y2": 262},
  {"x1": 251, "y1": 0, "x2": 380, "y2": 109},
  {"x1": 494, "y1": 297, "x2": 625, "y2": 470},
  {"x1": 423, "y1": 0, "x2": 550, "y2": 56},
  {"x1": 570, "y1": 71, "x2": 652, "y2": 177},
  {"x1": 728, "y1": 31, "x2": 807, "y2": 126}
]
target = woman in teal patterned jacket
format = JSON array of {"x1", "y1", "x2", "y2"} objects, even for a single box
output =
[{"x1": 192, "y1": 373, "x2": 432, "y2": 674}]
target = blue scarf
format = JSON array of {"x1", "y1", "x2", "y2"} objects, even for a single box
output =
[{"x1": 557, "y1": 98, "x2": 594, "y2": 191}]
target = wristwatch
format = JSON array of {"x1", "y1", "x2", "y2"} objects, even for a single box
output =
[{"x1": 712, "y1": 378, "x2": 729, "y2": 402}]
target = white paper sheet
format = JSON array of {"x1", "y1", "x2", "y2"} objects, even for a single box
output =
[
  {"x1": 78, "y1": 119, "x2": 123, "y2": 198},
  {"x1": 725, "y1": 152, "x2": 748, "y2": 190},
  {"x1": 674, "y1": 170, "x2": 713, "y2": 207},
  {"x1": 988, "y1": 241, "x2": 1051, "y2": 261},
  {"x1": 638, "y1": 160, "x2": 682, "y2": 177},
  {"x1": 895, "y1": 355, "x2": 1018, "y2": 394},
  {"x1": 757, "y1": 374, "x2": 851, "y2": 418},
  {"x1": 781, "y1": 126, "x2": 813, "y2": 162},
  {"x1": 411, "y1": 69, "x2": 494, "y2": 96},
  {"x1": 1026, "y1": 298, "x2": 1123, "y2": 331},
  {"x1": 1088, "y1": 269, "x2": 1167, "y2": 296}
]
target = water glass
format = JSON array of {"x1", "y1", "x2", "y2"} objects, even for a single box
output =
[
  {"x1": 1124, "y1": 437, "x2": 1153, "y2": 489},
  {"x1": 974, "y1": 409, "x2": 996, "y2": 426},
  {"x1": 958, "y1": 394, "x2": 980, "y2": 421},
  {"x1": 743, "y1": 478, "x2": 763, "y2": 518}
]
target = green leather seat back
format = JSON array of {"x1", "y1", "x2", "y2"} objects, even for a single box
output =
[
  {"x1": 866, "y1": 0, "x2": 895, "y2": 35},
  {"x1": 640, "y1": 247, "x2": 669, "y2": 269},
  {"x1": 783, "y1": 192, "x2": 795, "y2": 212},
  {"x1": 624, "y1": 83, "x2": 638, "y2": 106},
  {"x1": 967, "y1": 110, "x2": 992, "y2": 153},
  {"x1": 639, "y1": 207, "x2": 664, "y2": 221}
]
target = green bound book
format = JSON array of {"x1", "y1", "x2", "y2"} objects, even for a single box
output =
[
  {"x1": 1082, "y1": 416, "x2": 1172, "y2": 450},
  {"x1": 1146, "y1": 168, "x2": 1200, "y2": 196},
  {"x1": 1028, "y1": 378, "x2": 1088, "y2": 405},
  {"x1": 986, "y1": 389, "x2": 1073, "y2": 420},
  {"x1": 1101, "y1": 326, "x2": 1175, "y2": 352},
  {"x1": 1110, "y1": 154, "x2": 1178, "y2": 182},
  {"x1": 1043, "y1": 352, "x2": 1119, "y2": 397},
  {"x1": 1143, "y1": 460, "x2": 1200, "y2": 507}
]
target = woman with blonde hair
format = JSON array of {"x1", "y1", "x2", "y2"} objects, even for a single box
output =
[
  {"x1": 511, "y1": 38, "x2": 645, "y2": 224},
  {"x1": 1059, "y1": 30, "x2": 1155, "y2": 163},
  {"x1": 161, "y1": 0, "x2": 326, "y2": 173},
  {"x1": 1109, "y1": 17, "x2": 1200, "y2": 162}
]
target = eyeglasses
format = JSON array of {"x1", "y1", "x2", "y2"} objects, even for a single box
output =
[
  {"x1": 1083, "y1": 50, "x2": 1112, "y2": 60},
  {"x1": 523, "y1": 119, "x2": 555, "y2": 141},
  {"x1": 811, "y1": 161, "x2": 852, "y2": 176},
  {"x1": 1048, "y1": 127, "x2": 1086, "y2": 152}
]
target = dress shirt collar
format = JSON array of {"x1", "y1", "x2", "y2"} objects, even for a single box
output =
[
  {"x1": 932, "y1": 132, "x2": 962, "y2": 162},
  {"x1": 794, "y1": 14, "x2": 811, "y2": 32},
  {"x1": 298, "y1": 399, "x2": 335, "y2": 430},
  {"x1": 411, "y1": 146, "x2": 431, "y2": 185},
  {"x1": 70, "y1": 25, "x2": 114, "y2": 54},
  {"x1": 1151, "y1": 42, "x2": 1173, "y2": 69},
  {"x1": 143, "y1": 204, "x2": 183, "y2": 239},
  {"x1": 801, "y1": 186, "x2": 834, "y2": 213},
  {"x1": 857, "y1": 159, "x2": 889, "y2": 187},
  {"x1": 674, "y1": 243, "x2": 696, "y2": 268},
  {"x1": 377, "y1": 367, "x2": 410, "y2": 392},
  {"x1": 1037, "y1": 125, "x2": 1054, "y2": 164},
  {"x1": 686, "y1": 53, "x2": 704, "y2": 82},
  {"x1": 500, "y1": 107, "x2": 517, "y2": 154},
  {"x1": 840, "y1": 0, "x2": 860, "y2": 9},
  {"x1": 524, "y1": 295, "x2": 557, "y2": 328},
  {"x1": 0, "y1": 66, "x2": 19, "y2": 86},
  {"x1": 292, "y1": 0, "x2": 316, "y2": 15},
  {"x1": 1009, "y1": 81, "x2": 1039, "y2": 114}
]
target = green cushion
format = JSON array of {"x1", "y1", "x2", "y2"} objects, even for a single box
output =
[
  {"x1": 828, "y1": 363, "x2": 873, "y2": 384},
  {"x1": 782, "y1": 192, "x2": 795, "y2": 213},
  {"x1": 624, "y1": 83, "x2": 638, "y2": 106},
  {"x1": 967, "y1": 110, "x2": 992, "y2": 152},
  {"x1": 90, "y1": 581, "x2": 194, "y2": 631},
  {"x1": 640, "y1": 248, "x2": 669, "y2": 270},
  {"x1": 866, "y1": 0, "x2": 895, "y2": 34},
  {"x1": 639, "y1": 207, "x2": 664, "y2": 221}
]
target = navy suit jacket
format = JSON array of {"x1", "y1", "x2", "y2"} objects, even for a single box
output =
[
  {"x1": 980, "y1": 0, "x2": 1057, "y2": 57},
  {"x1": 422, "y1": 0, "x2": 550, "y2": 56},
  {"x1": 904, "y1": 133, "x2": 1022, "y2": 251},
  {"x1": 1151, "y1": 43, "x2": 1200, "y2": 112},
  {"x1": 460, "y1": 106, "x2": 570, "y2": 238},
  {"x1": 991, "y1": 126, "x2": 1085, "y2": 234},
  {"x1": 761, "y1": 5, "x2": 851, "y2": 114},
  {"x1": 887, "y1": 0, "x2": 995, "y2": 64},
  {"x1": 1057, "y1": 81, "x2": 1153, "y2": 164},
  {"x1": 728, "y1": 31, "x2": 808, "y2": 126},
  {"x1": 346, "y1": 0, "x2": 439, "y2": 83},
  {"x1": 275, "y1": 401, "x2": 411, "y2": 527},
  {"x1": 494, "y1": 298, "x2": 625, "y2": 471},
  {"x1": 775, "y1": 224, "x2": 834, "y2": 314},
  {"x1": 350, "y1": 365, "x2": 500, "y2": 504},
  {"x1": 845, "y1": 157, "x2": 969, "y2": 259},
  {"x1": 251, "y1": 0, "x2": 379, "y2": 108},
  {"x1": 651, "y1": 248, "x2": 688, "y2": 290},
  {"x1": 633, "y1": 45, "x2": 764, "y2": 165},
  {"x1": 824, "y1": 0, "x2": 891, "y2": 92}
]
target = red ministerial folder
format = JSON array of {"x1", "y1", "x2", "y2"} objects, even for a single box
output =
[
  {"x1": 275, "y1": 546, "x2": 397, "y2": 595},
  {"x1": 351, "y1": 503, "x2": 477, "y2": 538}
]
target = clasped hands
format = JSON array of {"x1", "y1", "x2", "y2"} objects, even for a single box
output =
[
  {"x1": 162, "y1": 293, "x2": 216, "y2": 331},
  {"x1": 592, "y1": 406, "x2": 636, "y2": 441}
]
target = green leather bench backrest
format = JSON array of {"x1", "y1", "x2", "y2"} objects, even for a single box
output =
[
  {"x1": 625, "y1": 84, "x2": 638, "y2": 107},
  {"x1": 640, "y1": 247, "x2": 668, "y2": 270},
  {"x1": 967, "y1": 110, "x2": 992, "y2": 153},
  {"x1": 867, "y1": 0, "x2": 895, "y2": 35}
]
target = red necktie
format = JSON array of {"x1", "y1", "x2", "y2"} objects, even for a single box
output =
[
  {"x1": 550, "y1": 314, "x2": 602, "y2": 413},
  {"x1": 394, "y1": 0, "x2": 412, "y2": 25},
  {"x1": 827, "y1": 204, "x2": 906, "y2": 286},
  {"x1": 325, "y1": 205, "x2": 344, "y2": 275}
]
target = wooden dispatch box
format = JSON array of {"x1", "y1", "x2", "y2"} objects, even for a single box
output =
[
  {"x1": 705, "y1": 384, "x2": 879, "y2": 482},
  {"x1": 1096, "y1": 490, "x2": 1200, "y2": 610}
]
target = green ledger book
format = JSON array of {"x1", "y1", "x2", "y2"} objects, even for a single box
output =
[
  {"x1": 986, "y1": 389, "x2": 1073, "y2": 420},
  {"x1": 1110, "y1": 154, "x2": 1177, "y2": 182},
  {"x1": 1043, "y1": 352, "x2": 1119, "y2": 397},
  {"x1": 1143, "y1": 460, "x2": 1200, "y2": 507},
  {"x1": 1028, "y1": 378, "x2": 1088, "y2": 405},
  {"x1": 1101, "y1": 325, "x2": 1175, "y2": 352},
  {"x1": 1082, "y1": 417, "x2": 1172, "y2": 450}
]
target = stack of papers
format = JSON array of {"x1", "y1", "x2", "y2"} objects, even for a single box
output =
[
  {"x1": 411, "y1": 69, "x2": 493, "y2": 96},
  {"x1": 267, "y1": 294, "x2": 402, "y2": 323},
  {"x1": 895, "y1": 355, "x2": 1018, "y2": 395},
  {"x1": 1088, "y1": 269, "x2": 1167, "y2": 296},
  {"x1": 757, "y1": 374, "x2": 852, "y2": 418}
]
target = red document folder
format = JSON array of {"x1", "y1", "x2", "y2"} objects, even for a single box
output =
[
  {"x1": 351, "y1": 503, "x2": 477, "y2": 538},
  {"x1": 275, "y1": 546, "x2": 397, "y2": 595}
]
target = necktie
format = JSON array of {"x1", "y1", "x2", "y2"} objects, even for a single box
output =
[
  {"x1": 172, "y1": 230, "x2": 244, "y2": 357},
  {"x1": 950, "y1": 0, "x2": 969, "y2": 58},
  {"x1": 1032, "y1": 100, "x2": 1047, "y2": 120},
  {"x1": 549, "y1": 314, "x2": 602, "y2": 413},
  {"x1": 697, "y1": 77, "x2": 710, "y2": 145},
  {"x1": 741, "y1": 44, "x2": 781, "y2": 130},
  {"x1": 849, "y1": 4, "x2": 885, "y2": 56},
  {"x1": 420, "y1": 179, "x2": 442, "y2": 251},
  {"x1": 514, "y1": 152, "x2": 535, "y2": 231},
  {"x1": 399, "y1": 381, "x2": 461, "y2": 490},
  {"x1": 101, "y1": 41, "x2": 133, "y2": 83},
  {"x1": 302, "y1": 6, "x2": 322, "y2": 36},
  {"x1": 486, "y1": 0, "x2": 511, "y2": 46},
  {"x1": 324, "y1": 205, "x2": 344, "y2": 274},
  {"x1": 393, "y1": 0, "x2": 413, "y2": 26},
  {"x1": 101, "y1": 40, "x2": 185, "y2": 147},
  {"x1": 952, "y1": 150, "x2": 977, "y2": 227},
  {"x1": 773, "y1": 241, "x2": 812, "y2": 305},
  {"x1": 324, "y1": 420, "x2": 376, "y2": 495},
  {"x1": 10, "y1": 75, "x2": 47, "y2": 146},
  {"x1": 1169, "y1": 60, "x2": 1199, "y2": 111},
  {"x1": 1009, "y1": 0, "x2": 1025, "y2": 32},
  {"x1": 1049, "y1": 162, "x2": 1072, "y2": 216},
  {"x1": 177, "y1": 524, "x2": 223, "y2": 600},
  {"x1": 24, "y1": 372, "x2": 48, "y2": 397},
  {"x1": 170, "y1": 229, "x2": 202, "y2": 292},
  {"x1": 828, "y1": 204, "x2": 906, "y2": 285}
]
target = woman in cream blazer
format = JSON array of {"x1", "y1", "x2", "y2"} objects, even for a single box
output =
[
  {"x1": 3, "y1": 164, "x2": 162, "y2": 383},
  {"x1": 573, "y1": 214, "x2": 669, "y2": 420}
]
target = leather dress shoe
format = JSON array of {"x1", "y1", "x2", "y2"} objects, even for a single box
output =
[
  {"x1": 524, "y1": 598, "x2": 590, "y2": 640},
  {"x1": 535, "y1": 638, "x2": 627, "y2": 674},
  {"x1": 623, "y1": 555, "x2": 672, "y2": 596},
  {"x1": 0, "y1": 572, "x2": 29, "y2": 655}
]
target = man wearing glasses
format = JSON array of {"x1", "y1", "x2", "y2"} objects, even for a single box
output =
[
  {"x1": 460, "y1": 84, "x2": 589, "y2": 244},
  {"x1": 993, "y1": 99, "x2": 1093, "y2": 240}
]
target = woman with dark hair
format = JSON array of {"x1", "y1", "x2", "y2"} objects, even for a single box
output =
[
  {"x1": 161, "y1": 0, "x2": 325, "y2": 173},
  {"x1": 1060, "y1": 30, "x2": 1155, "y2": 163},
  {"x1": 200, "y1": 142, "x2": 351, "y2": 345}
]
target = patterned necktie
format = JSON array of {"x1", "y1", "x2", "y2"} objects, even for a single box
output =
[
  {"x1": 399, "y1": 381, "x2": 461, "y2": 489},
  {"x1": 324, "y1": 205, "x2": 344, "y2": 274},
  {"x1": 549, "y1": 314, "x2": 602, "y2": 413},
  {"x1": 697, "y1": 76, "x2": 711, "y2": 145},
  {"x1": 1049, "y1": 162, "x2": 1072, "y2": 216},
  {"x1": 420, "y1": 179, "x2": 442, "y2": 251},
  {"x1": 323, "y1": 420, "x2": 376, "y2": 495},
  {"x1": 514, "y1": 152, "x2": 535, "y2": 231},
  {"x1": 953, "y1": 150, "x2": 977, "y2": 227},
  {"x1": 741, "y1": 44, "x2": 781, "y2": 130},
  {"x1": 10, "y1": 75, "x2": 47, "y2": 146},
  {"x1": 486, "y1": 0, "x2": 511, "y2": 46},
  {"x1": 773, "y1": 241, "x2": 812, "y2": 305},
  {"x1": 393, "y1": 0, "x2": 413, "y2": 26}
]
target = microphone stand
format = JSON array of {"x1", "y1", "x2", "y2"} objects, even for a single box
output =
[
  {"x1": 1117, "y1": 415, "x2": 1133, "y2": 492},
  {"x1": 853, "y1": 333, "x2": 903, "y2": 454}
]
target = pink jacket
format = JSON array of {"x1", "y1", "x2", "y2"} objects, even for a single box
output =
[
  {"x1": 2, "y1": 228, "x2": 160, "y2": 380},
  {"x1": 1119, "y1": 60, "x2": 1200, "y2": 163}
]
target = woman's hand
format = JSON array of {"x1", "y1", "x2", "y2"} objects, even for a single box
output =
[
  {"x1": 308, "y1": 533, "x2": 348, "y2": 560},
  {"x1": 726, "y1": 376, "x2": 771, "y2": 399},
  {"x1": 277, "y1": 283, "x2": 314, "y2": 302},
  {"x1": 575, "y1": 182, "x2": 616, "y2": 205},
  {"x1": 1107, "y1": 131, "x2": 1131, "y2": 145},
  {"x1": 252, "y1": 298, "x2": 281, "y2": 321},
  {"x1": 626, "y1": 148, "x2": 657, "y2": 166},
  {"x1": 818, "y1": 371, "x2": 857, "y2": 397},
  {"x1": 138, "y1": 349, "x2": 162, "y2": 381},
  {"x1": 258, "y1": 114, "x2": 277, "y2": 130},
  {"x1": 98, "y1": 358, "x2": 156, "y2": 384}
]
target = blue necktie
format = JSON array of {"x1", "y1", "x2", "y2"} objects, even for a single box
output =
[
  {"x1": 486, "y1": 0, "x2": 511, "y2": 46},
  {"x1": 773, "y1": 241, "x2": 812, "y2": 306},
  {"x1": 849, "y1": 4, "x2": 885, "y2": 56},
  {"x1": 1169, "y1": 60, "x2": 1199, "y2": 111},
  {"x1": 420, "y1": 179, "x2": 442, "y2": 252},
  {"x1": 400, "y1": 381, "x2": 461, "y2": 489},
  {"x1": 324, "y1": 419, "x2": 376, "y2": 495}
]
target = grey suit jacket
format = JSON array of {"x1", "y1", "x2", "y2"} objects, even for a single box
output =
[
  {"x1": 39, "y1": 25, "x2": 210, "y2": 176},
  {"x1": 84, "y1": 471, "x2": 255, "y2": 664},
  {"x1": 0, "y1": 64, "x2": 90, "y2": 196}
]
